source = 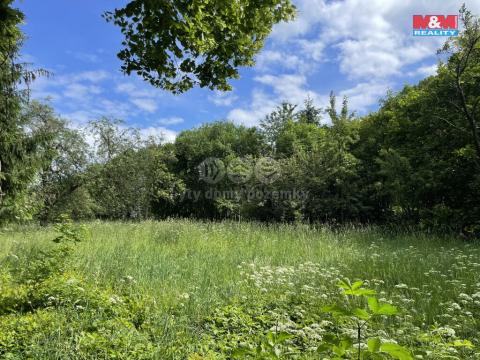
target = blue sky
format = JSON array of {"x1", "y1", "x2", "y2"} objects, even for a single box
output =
[{"x1": 15, "y1": 0, "x2": 480, "y2": 141}]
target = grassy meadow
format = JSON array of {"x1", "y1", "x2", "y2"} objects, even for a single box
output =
[{"x1": 0, "y1": 220, "x2": 479, "y2": 359}]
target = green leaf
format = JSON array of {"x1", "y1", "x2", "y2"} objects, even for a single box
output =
[
  {"x1": 322, "y1": 304, "x2": 350, "y2": 317},
  {"x1": 338, "y1": 279, "x2": 352, "y2": 290},
  {"x1": 339, "y1": 337, "x2": 353, "y2": 350},
  {"x1": 105, "y1": 0, "x2": 296, "y2": 93},
  {"x1": 274, "y1": 347, "x2": 282, "y2": 357},
  {"x1": 275, "y1": 332, "x2": 293, "y2": 343},
  {"x1": 322, "y1": 333, "x2": 340, "y2": 345},
  {"x1": 351, "y1": 280, "x2": 364, "y2": 290},
  {"x1": 368, "y1": 297, "x2": 379, "y2": 312},
  {"x1": 352, "y1": 307, "x2": 371, "y2": 320},
  {"x1": 316, "y1": 343, "x2": 332, "y2": 353},
  {"x1": 380, "y1": 343, "x2": 413, "y2": 360},
  {"x1": 376, "y1": 303, "x2": 398, "y2": 316},
  {"x1": 231, "y1": 347, "x2": 253, "y2": 357},
  {"x1": 368, "y1": 338, "x2": 381, "y2": 353},
  {"x1": 368, "y1": 297, "x2": 398, "y2": 315},
  {"x1": 332, "y1": 345, "x2": 346, "y2": 357},
  {"x1": 450, "y1": 339, "x2": 474, "y2": 348},
  {"x1": 266, "y1": 331, "x2": 275, "y2": 345},
  {"x1": 344, "y1": 288, "x2": 376, "y2": 296},
  {"x1": 332, "y1": 339, "x2": 353, "y2": 357}
]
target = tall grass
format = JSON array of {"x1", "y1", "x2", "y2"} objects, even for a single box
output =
[
  {"x1": 1, "y1": 220, "x2": 479, "y2": 358},
  {"x1": 1, "y1": 220, "x2": 475, "y2": 321}
]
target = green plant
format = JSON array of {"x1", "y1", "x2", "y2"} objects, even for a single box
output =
[
  {"x1": 232, "y1": 331, "x2": 295, "y2": 359},
  {"x1": 321, "y1": 279, "x2": 412, "y2": 360},
  {"x1": 0, "y1": 218, "x2": 163, "y2": 359},
  {"x1": 1, "y1": 221, "x2": 480, "y2": 358},
  {"x1": 53, "y1": 214, "x2": 87, "y2": 244}
]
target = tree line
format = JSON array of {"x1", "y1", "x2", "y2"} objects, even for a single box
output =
[{"x1": 1, "y1": 2, "x2": 479, "y2": 235}]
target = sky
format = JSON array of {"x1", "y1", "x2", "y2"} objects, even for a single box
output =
[{"x1": 14, "y1": 0, "x2": 480, "y2": 142}]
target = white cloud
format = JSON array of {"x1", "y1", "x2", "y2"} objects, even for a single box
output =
[
  {"x1": 29, "y1": 69, "x2": 135, "y2": 126},
  {"x1": 158, "y1": 116, "x2": 184, "y2": 125},
  {"x1": 208, "y1": 91, "x2": 239, "y2": 106},
  {"x1": 267, "y1": 0, "x2": 480, "y2": 82},
  {"x1": 116, "y1": 83, "x2": 137, "y2": 94},
  {"x1": 232, "y1": 0, "x2": 480, "y2": 122},
  {"x1": 98, "y1": 99, "x2": 132, "y2": 119},
  {"x1": 340, "y1": 81, "x2": 392, "y2": 114},
  {"x1": 271, "y1": 0, "x2": 327, "y2": 41},
  {"x1": 138, "y1": 126, "x2": 177, "y2": 143},
  {"x1": 337, "y1": 39, "x2": 403, "y2": 79},
  {"x1": 61, "y1": 99, "x2": 133, "y2": 126},
  {"x1": 232, "y1": 73, "x2": 392, "y2": 126},
  {"x1": 61, "y1": 110, "x2": 94, "y2": 125},
  {"x1": 67, "y1": 51, "x2": 101, "y2": 63},
  {"x1": 31, "y1": 70, "x2": 110, "y2": 98},
  {"x1": 228, "y1": 90, "x2": 278, "y2": 127},
  {"x1": 30, "y1": 69, "x2": 175, "y2": 129},
  {"x1": 70, "y1": 70, "x2": 109, "y2": 83},
  {"x1": 115, "y1": 82, "x2": 158, "y2": 99},
  {"x1": 256, "y1": 50, "x2": 309, "y2": 73},
  {"x1": 408, "y1": 63, "x2": 438, "y2": 77},
  {"x1": 255, "y1": 74, "x2": 327, "y2": 108},
  {"x1": 229, "y1": 73, "x2": 330, "y2": 127},
  {"x1": 318, "y1": 1, "x2": 430, "y2": 80},
  {"x1": 131, "y1": 98, "x2": 158, "y2": 113},
  {"x1": 20, "y1": 53, "x2": 37, "y2": 63},
  {"x1": 64, "y1": 83, "x2": 102, "y2": 101},
  {"x1": 298, "y1": 39, "x2": 325, "y2": 62}
]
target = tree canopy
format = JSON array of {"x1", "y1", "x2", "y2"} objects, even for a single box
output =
[
  {"x1": 1, "y1": 1, "x2": 480, "y2": 236},
  {"x1": 104, "y1": 0, "x2": 296, "y2": 93},
  {"x1": 0, "y1": 0, "x2": 53, "y2": 221}
]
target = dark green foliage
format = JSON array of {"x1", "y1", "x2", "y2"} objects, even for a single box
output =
[
  {"x1": 88, "y1": 143, "x2": 184, "y2": 220},
  {"x1": 355, "y1": 73, "x2": 480, "y2": 232},
  {"x1": 0, "y1": 1, "x2": 52, "y2": 222},
  {"x1": 1, "y1": 1, "x2": 479, "y2": 234},
  {"x1": 259, "y1": 96, "x2": 362, "y2": 223},
  {"x1": 260, "y1": 102, "x2": 297, "y2": 152},
  {"x1": 438, "y1": 5, "x2": 480, "y2": 161},
  {"x1": 88, "y1": 117, "x2": 141, "y2": 163},
  {"x1": 174, "y1": 121, "x2": 265, "y2": 219},
  {"x1": 104, "y1": 0, "x2": 296, "y2": 93},
  {"x1": 298, "y1": 96, "x2": 322, "y2": 126},
  {"x1": 26, "y1": 102, "x2": 94, "y2": 222}
]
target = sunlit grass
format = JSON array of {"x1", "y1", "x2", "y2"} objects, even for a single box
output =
[
  {"x1": 0, "y1": 221, "x2": 474, "y2": 318},
  {"x1": 1, "y1": 220, "x2": 478, "y2": 357}
]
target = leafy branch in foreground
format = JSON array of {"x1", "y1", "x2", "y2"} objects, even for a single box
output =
[{"x1": 104, "y1": 0, "x2": 296, "y2": 93}]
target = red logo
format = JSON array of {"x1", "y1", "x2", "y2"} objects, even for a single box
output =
[{"x1": 413, "y1": 15, "x2": 458, "y2": 30}]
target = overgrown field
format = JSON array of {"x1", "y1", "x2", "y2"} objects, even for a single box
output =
[{"x1": 0, "y1": 220, "x2": 479, "y2": 359}]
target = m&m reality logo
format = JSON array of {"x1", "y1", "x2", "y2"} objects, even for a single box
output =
[{"x1": 413, "y1": 15, "x2": 458, "y2": 36}]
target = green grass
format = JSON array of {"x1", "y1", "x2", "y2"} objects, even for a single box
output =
[{"x1": 0, "y1": 220, "x2": 479, "y2": 358}]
